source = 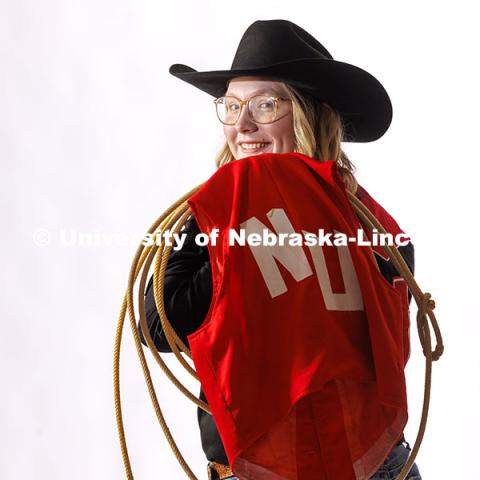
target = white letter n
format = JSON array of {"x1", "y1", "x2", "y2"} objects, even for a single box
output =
[{"x1": 240, "y1": 208, "x2": 312, "y2": 298}]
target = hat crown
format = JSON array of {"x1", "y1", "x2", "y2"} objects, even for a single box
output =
[{"x1": 231, "y1": 20, "x2": 333, "y2": 70}]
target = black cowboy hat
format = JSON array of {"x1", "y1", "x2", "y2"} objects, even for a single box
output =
[{"x1": 169, "y1": 19, "x2": 393, "y2": 143}]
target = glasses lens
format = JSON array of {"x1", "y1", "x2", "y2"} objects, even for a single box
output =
[
  {"x1": 249, "y1": 96, "x2": 277, "y2": 124},
  {"x1": 216, "y1": 97, "x2": 241, "y2": 125}
]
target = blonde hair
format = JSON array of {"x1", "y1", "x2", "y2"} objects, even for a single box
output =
[{"x1": 214, "y1": 82, "x2": 358, "y2": 194}]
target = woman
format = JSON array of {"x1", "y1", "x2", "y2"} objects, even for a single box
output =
[{"x1": 140, "y1": 20, "x2": 421, "y2": 480}]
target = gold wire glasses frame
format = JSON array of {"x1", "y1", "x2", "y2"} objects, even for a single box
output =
[{"x1": 214, "y1": 95, "x2": 292, "y2": 125}]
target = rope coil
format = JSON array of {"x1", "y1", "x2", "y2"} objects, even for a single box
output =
[{"x1": 113, "y1": 185, "x2": 443, "y2": 480}]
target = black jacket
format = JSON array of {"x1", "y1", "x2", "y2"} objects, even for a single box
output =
[{"x1": 138, "y1": 213, "x2": 415, "y2": 465}]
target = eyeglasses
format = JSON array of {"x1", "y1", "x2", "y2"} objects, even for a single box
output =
[{"x1": 214, "y1": 95, "x2": 292, "y2": 125}]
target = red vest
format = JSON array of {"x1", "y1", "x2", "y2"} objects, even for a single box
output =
[{"x1": 187, "y1": 153, "x2": 410, "y2": 480}]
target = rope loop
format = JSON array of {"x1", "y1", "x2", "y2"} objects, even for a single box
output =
[
  {"x1": 115, "y1": 184, "x2": 444, "y2": 480},
  {"x1": 416, "y1": 292, "x2": 444, "y2": 361}
]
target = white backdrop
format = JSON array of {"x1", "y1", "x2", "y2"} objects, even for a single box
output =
[{"x1": 1, "y1": 0, "x2": 479, "y2": 478}]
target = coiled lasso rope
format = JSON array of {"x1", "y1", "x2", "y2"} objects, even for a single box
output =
[{"x1": 113, "y1": 184, "x2": 444, "y2": 480}]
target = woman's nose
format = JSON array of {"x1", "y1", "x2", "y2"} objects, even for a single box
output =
[{"x1": 235, "y1": 105, "x2": 258, "y2": 133}]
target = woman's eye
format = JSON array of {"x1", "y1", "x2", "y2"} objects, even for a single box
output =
[
  {"x1": 228, "y1": 103, "x2": 240, "y2": 112},
  {"x1": 258, "y1": 101, "x2": 274, "y2": 110}
]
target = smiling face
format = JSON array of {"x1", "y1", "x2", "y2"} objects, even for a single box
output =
[{"x1": 222, "y1": 77, "x2": 295, "y2": 160}]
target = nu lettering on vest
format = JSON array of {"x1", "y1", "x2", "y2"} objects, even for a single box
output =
[{"x1": 187, "y1": 152, "x2": 410, "y2": 480}]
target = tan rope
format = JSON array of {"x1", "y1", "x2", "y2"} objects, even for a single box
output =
[
  {"x1": 113, "y1": 185, "x2": 206, "y2": 480},
  {"x1": 347, "y1": 191, "x2": 443, "y2": 480},
  {"x1": 114, "y1": 185, "x2": 443, "y2": 480}
]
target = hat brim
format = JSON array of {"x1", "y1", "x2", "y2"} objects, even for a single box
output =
[{"x1": 169, "y1": 59, "x2": 392, "y2": 143}]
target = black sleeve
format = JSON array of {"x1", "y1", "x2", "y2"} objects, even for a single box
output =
[
  {"x1": 374, "y1": 241, "x2": 415, "y2": 304},
  {"x1": 138, "y1": 214, "x2": 213, "y2": 352}
]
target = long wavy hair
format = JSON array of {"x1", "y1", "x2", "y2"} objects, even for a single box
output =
[{"x1": 214, "y1": 82, "x2": 358, "y2": 194}]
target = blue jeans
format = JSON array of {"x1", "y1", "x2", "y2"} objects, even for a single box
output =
[
  {"x1": 368, "y1": 442, "x2": 421, "y2": 479},
  {"x1": 224, "y1": 442, "x2": 421, "y2": 479}
]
